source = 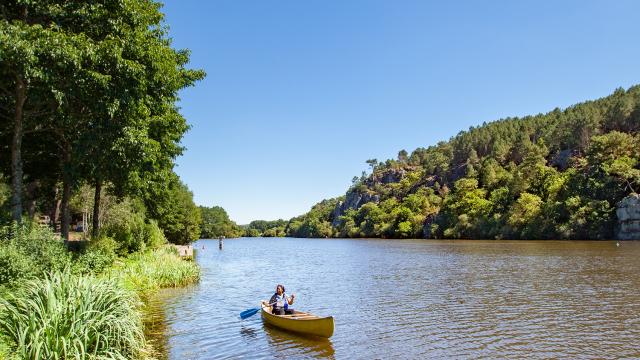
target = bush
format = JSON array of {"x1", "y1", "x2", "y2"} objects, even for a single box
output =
[
  {"x1": 0, "y1": 245, "x2": 37, "y2": 289},
  {"x1": 0, "y1": 224, "x2": 71, "y2": 286},
  {"x1": 101, "y1": 199, "x2": 147, "y2": 254},
  {"x1": 73, "y1": 236, "x2": 119, "y2": 275},
  {"x1": 0, "y1": 271, "x2": 145, "y2": 360},
  {"x1": 144, "y1": 220, "x2": 167, "y2": 250},
  {"x1": 101, "y1": 198, "x2": 167, "y2": 254}
]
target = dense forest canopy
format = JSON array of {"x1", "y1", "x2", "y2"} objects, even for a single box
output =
[
  {"x1": 199, "y1": 206, "x2": 243, "y2": 239},
  {"x1": 284, "y1": 85, "x2": 640, "y2": 240}
]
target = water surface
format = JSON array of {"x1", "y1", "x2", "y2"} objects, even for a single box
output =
[{"x1": 149, "y1": 238, "x2": 640, "y2": 359}]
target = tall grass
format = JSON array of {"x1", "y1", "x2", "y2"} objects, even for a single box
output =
[
  {"x1": 105, "y1": 247, "x2": 200, "y2": 297},
  {"x1": 0, "y1": 271, "x2": 145, "y2": 360}
]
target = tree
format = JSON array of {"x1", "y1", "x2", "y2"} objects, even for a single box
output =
[
  {"x1": 507, "y1": 193, "x2": 543, "y2": 238},
  {"x1": 0, "y1": 0, "x2": 204, "y2": 240},
  {"x1": 0, "y1": 2, "x2": 94, "y2": 222},
  {"x1": 200, "y1": 206, "x2": 243, "y2": 238},
  {"x1": 144, "y1": 174, "x2": 201, "y2": 244},
  {"x1": 366, "y1": 159, "x2": 378, "y2": 172},
  {"x1": 397, "y1": 150, "x2": 408, "y2": 163}
]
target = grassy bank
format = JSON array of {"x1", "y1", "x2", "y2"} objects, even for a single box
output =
[
  {"x1": 0, "y1": 225, "x2": 200, "y2": 360},
  {"x1": 106, "y1": 247, "x2": 200, "y2": 298}
]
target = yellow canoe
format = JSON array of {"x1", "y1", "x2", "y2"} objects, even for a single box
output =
[{"x1": 261, "y1": 301, "x2": 334, "y2": 338}]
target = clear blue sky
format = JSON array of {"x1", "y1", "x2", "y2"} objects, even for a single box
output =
[{"x1": 162, "y1": 0, "x2": 640, "y2": 224}]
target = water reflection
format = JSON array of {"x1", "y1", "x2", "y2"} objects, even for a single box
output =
[
  {"x1": 143, "y1": 295, "x2": 169, "y2": 360},
  {"x1": 263, "y1": 323, "x2": 335, "y2": 359},
  {"x1": 240, "y1": 325, "x2": 258, "y2": 339}
]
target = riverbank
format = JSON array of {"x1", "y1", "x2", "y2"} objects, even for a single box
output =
[{"x1": 0, "y1": 225, "x2": 200, "y2": 359}]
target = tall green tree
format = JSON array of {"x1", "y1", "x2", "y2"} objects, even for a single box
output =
[
  {"x1": 200, "y1": 206, "x2": 243, "y2": 238},
  {"x1": 0, "y1": 0, "x2": 204, "y2": 240},
  {"x1": 144, "y1": 174, "x2": 201, "y2": 244}
]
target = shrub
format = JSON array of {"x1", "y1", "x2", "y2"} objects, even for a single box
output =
[
  {"x1": 144, "y1": 220, "x2": 167, "y2": 250},
  {"x1": 101, "y1": 200, "x2": 147, "y2": 254},
  {"x1": 0, "y1": 224, "x2": 71, "y2": 286},
  {"x1": 0, "y1": 244, "x2": 37, "y2": 288},
  {"x1": 101, "y1": 199, "x2": 167, "y2": 254},
  {"x1": 73, "y1": 236, "x2": 119, "y2": 275},
  {"x1": 0, "y1": 271, "x2": 145, "y2": 360}
]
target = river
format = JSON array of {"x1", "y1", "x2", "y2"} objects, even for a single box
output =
[{"x1": 146, "y1": 237, "x2": 640, "y2": 359}]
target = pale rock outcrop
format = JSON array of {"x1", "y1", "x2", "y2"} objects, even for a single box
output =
[{"x1": 616, "y1": 193, "x2": 640, "y2": 240}]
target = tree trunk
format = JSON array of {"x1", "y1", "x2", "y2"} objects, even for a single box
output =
[
  {"x1": 61, "y1": 177, "x2": 71, "y2": 240},
  {"x1": 25, "y1": 180, "x2": 39, "y2": 220},
  {"x1": 11, "y1": 75, "x2": 27, "y2": 222},
  {"x1": 49, "y1": 185, "x2": 59, "y2": 230},
  {"x1": 92, "y1": 179, "x2": 102, "y2": 238},
  {"x1": 61, "y1": 150, "x2": 72, "y2": 241}
]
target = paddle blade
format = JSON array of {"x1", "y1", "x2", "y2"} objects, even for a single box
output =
[{"x1": 240, "y1": 307, "x2": 260, "y2": 320}]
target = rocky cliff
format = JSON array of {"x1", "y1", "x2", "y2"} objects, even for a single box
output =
[
  {"x1": 616, "y1": 193, "x2": 640, "y2": 240},
  {"x1": 330, "y1": 168, "x2": 411, "y2": 226},
  {"x1": 331, "y1": 191, "x2": 380, "y2": 227}
]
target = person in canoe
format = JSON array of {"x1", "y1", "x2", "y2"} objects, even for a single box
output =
[{"x1": 269, "y1": 284, "x2": 295, "y2": 315}]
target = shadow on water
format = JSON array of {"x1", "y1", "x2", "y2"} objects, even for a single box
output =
[
  {"x1": 143, "y1": 295, "x2": 170, "y2": 360},
  {"x1": 262, "y1": 323, "x2": 335, "y2": 359},
  {"x1": 240, "y1": 325, "x2": 258, "y2": 339}
]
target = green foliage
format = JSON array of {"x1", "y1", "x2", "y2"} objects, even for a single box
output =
[
  {"x1": 73, "y1": 237, "x2": 119, "y2": 275},
  {"x1": 507, "y1": 193, "x2": 543, "y2": 239},
  {"x1": 0, "y1": 0, "x2": 204, "y2": 239},
  {"x1": 100, "y1": 197, "x2": 167, "y2": 254},
  {"x1": 291, "y1": 85, "x2": 640, "y2": 239},
  {"x1": 287, "y1": 198, "x2": 340, "y2": 238},
  {"x1": 0, "y1": 175, "x2": 9, "y2": 221},
  {"x1": 105, "y1": 248, "x2": 200, "y2": 297},
  {"x1": 144, "y1": 176, "x2": 202, "y2": 244},
  {"x1": 244, "y1": 228, "x2": 261, "y2": 237},
  {"x1": 556, "y1": 197, "x2": 615, "y2": 239},
  {"x1": 101, "y1": 198, "x2": 146, "y2": 253},
  {"x1": 200, "y1": 206, "x2": 243, "y2": 238},
  {"x1": 245, "y1": 219, "x2": 288, "y2": 237},
  {"x1": 0, "y1": 244, "x2": 36, "y2": 289},
  {"x1": 0, "y1": 271, "x2": 145, "y2": 360},
  {"x1": 0, "y1": 224, "x2": 71, "y2": 286},
  {"x1": 144, "y1": 220, "x2": 168, "y2": 250},
  {"x1": 0, "y1": 332, "x2": 16, "y2": 360}
]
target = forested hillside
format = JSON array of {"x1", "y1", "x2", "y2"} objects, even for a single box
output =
[{"x1": 286, "y1": 86, "x2": 640, "y2": 239}]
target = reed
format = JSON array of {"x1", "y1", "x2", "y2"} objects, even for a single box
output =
[
  {"x1": 0, "y1": 271, "x2": 146, "y2": 360},
  {"x1": 106, "y1": 247, "x2": 200, "y2": 297}
]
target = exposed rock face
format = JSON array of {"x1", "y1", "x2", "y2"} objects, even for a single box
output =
[
  {"x1": 331, "y1": 191, "x2": 380, "y2": 227},
  {"x1": 330, "y1": 168, "x2": 411, "y2": 226},
  {"x1": 380, "y1": 170, "x2": 404, "y2": 184},
  {"x1": 364, "y1": 168, "x2": 407, "y2": 186},
  {"x1": 616, "y1": 193, "x2": 640, "y2": 240}
]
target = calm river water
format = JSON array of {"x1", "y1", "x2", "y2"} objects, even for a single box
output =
[{"x1": 147, "y1": 237, "x2": 640, "y2": 359}]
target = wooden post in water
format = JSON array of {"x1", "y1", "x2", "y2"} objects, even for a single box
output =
[{"x1": 219, "y1": 236, "x2": 224, "y2": 250}]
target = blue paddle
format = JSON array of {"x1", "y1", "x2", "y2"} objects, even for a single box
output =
[{"x1": 240, "y1": 302, "x2": 275, "y2": 320}]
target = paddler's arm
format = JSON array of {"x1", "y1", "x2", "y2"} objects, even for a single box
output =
[{"x1": 287, "y1": 293, "x2": 295, "y2": 305}]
